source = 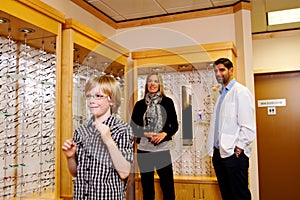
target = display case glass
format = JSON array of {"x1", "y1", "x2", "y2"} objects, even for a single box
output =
[{"x1": 0, "y1": 0, "x2": 64, "y2": 198}]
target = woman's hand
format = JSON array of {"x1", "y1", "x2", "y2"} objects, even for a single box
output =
[
  {"x1": 150, "y1": 132, "x2": 167, "y2": 145},
  {"x1": 144, "y1": 132, "x2": 155, "y2": 138}
]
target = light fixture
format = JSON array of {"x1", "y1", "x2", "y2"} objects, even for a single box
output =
[
  {"x1": 86, "y1": 55, "x2": 95, "y2": 60},
  {"x1": 19, "y1": 28, "x2": 35, "y2": 34},
  {"x1": 152, "y1": 66, "x2": 162, "y2": 72},
  {"x1": 267, "y1": 8, "x2": 300, "y2": 26},
  {"x1": 0, "y1": 17, "x2": 10, "y2": 24}
]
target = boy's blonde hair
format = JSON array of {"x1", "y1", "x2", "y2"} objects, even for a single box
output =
[{"x1": 85, "y1": 75, "x2": 121, "y2": 114}]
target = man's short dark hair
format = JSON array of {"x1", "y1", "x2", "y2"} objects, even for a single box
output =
[{"x1": 214, "y1": 58, "x2": 233, "y2": 70}]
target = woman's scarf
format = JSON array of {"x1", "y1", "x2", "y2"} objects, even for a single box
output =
[{"x1": 143, "y1": 91, "x2": 163, "y2": 133}]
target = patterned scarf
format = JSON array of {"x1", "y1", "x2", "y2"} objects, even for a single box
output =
[{"x1": 143, "y1": 91, "x2": 163, "y2": 133}]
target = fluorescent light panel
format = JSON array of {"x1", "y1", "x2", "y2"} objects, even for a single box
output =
[{"x1": 267, "y1": 8, "x2": 300, "y2": 25}]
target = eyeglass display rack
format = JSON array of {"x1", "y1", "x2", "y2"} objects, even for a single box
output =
[
  {"x1": 0, "y1": 0, "x2": 64, "y2": 199},
  {"x1": 0, "y1": 4, "x2": 130, "y2": 200},
  {"x1": 60, "y1": 18, "x2": 130, "y2": 199},
  {"x1": 131, "y1": 42, "x2": 237, "y2": 200}
]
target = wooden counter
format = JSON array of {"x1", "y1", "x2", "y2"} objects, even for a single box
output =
[{"x1": 135, "y1": 175, "x2": 221, "y2": 200}]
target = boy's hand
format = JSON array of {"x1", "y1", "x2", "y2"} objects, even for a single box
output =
[
  {"x1": 93, "y1": 120, "x2": 112, "y2": 145},
  {"x1": 62, "y1": 139, "x2": 76, "y2": 158}
]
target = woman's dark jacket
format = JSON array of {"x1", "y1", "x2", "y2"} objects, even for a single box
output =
[{"x1": 130, "y1": 96, "x2": 179, "y2": 144}]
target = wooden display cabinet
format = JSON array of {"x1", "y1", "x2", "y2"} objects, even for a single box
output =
[
  {"x1": 0, "y1": 0, "x2": 64, "y2": 52},
  {"x1": 135, "y1": 175, "x2": 221, "y2": 200},
  {"x1": 60, "y1": 18, "x2": 130, "y2": 200},
  {"x1": 131, "y1": 41, "x2": 237, "y2": 103},
  {"x1": 0, "y1": 0, "x2": 64, "y2": 199},
  {"x1": 131, "y1": 41, "x2": 237, "y2": 200}
]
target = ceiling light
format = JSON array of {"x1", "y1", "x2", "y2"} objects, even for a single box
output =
[
  {"x1": 267, "y1": 8, "x2": 300, "y2": 26},
  {"x1": 152, "y1": 66, "x2": 162, "y2": 72},
  {"x1": 86, "y1": 55, "x2": 95, "y2": 60},
  {"x1": 19, "y1": 28, "x2": 35, "y2": 34},
  {"x1": 0, "y1": 17, "x2": 10, "y2": 24}
]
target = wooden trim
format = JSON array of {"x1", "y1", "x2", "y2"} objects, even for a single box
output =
[
  {"x1": 60, "y1": 28, "x2": 75, "y2": 199},
  {"x1": 131, "y1": 41, "x2": 237, "y2": 66},
  {"x1": 173, "y1": 175, "x2": 218, "y2": 184},
  {"x1": 16, "y1": 0, "x2": 65, "y2": 23},
  {"x1": 117, "y1": 7, "x2": 233, "y2": 29},
  {"x1": 203, "y1": 41, "x2": 237, "y2": 57},
  {"x1": 59, "y1": 195, "x2": 73, "y2": 200},
  {"x1": 131, "y1": 41, "x2": 237, "y2": 102},
  {"x1": 252, "y1": 29, "x2": 300, "y2": 40},
  {"x1": 233, "y1": 1, "x2": 252, "y2": 13},
  {"x1": 132, "y1": 42, "x2": 236, "y2": 59},
  {"x1": 135, "y1": 174, "x2": 218, "y2": 184},
  {"x1": 1, "y1": 0, "x2": 63, "y2": 35},
  {"x1": 73, "y1": 31, "x2": 128, "y2": 65},
  {"x1": 64, "y1": 18, "x2": 107, "y2": 43},
  {"x1": 64, "y1": 18, "x2": 129, "y2": 57},
  {"x1": 54, "y1": 24, "x2": 63, "y2": 200},
  {"x1": 71, "y1": 0, "x2": 117, "y2": 29},
  {"x1": 254, "y1": 67, "x2": 300, "y2": 74}
]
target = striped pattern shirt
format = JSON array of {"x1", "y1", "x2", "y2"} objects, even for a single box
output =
[{"x1": 73, "y1": 115, "x2": 134, "y2": 200}]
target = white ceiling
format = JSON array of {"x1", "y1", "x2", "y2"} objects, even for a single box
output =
[
  {"x1": 78, "y1": 0, "x2": 300, "y2": 32},
  {"x1": 84, "y1": 0, "x2": 245, "y2": 22}
]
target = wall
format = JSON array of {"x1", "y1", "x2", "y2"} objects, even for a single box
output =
[
  {"x1": 40, "y1": 0, "x2": 116, "y2": 38},
  {"x1": 253, "y1": 33, "x2": 300, "y2": 73},
  {"x1": 113, "y1": 14, "x2": 236, "y2": 51}
]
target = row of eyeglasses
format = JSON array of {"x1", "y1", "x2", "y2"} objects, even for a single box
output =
[{"x1": 0, "y1": 35, "x2": 56, "y2": 199}]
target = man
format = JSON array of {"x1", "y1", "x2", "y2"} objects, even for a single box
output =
[{"x1": 206, "y1": 58, "x2": 256, "y2": 200}]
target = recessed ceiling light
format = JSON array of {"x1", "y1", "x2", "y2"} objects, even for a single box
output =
[
  {"x1": 19, "y1": 28, "x2": 35, "y2": 34},
  {"x1": 86, "y1": 55, "x2": 95, "y2": 60},
  {"x1": 268, "y1": 8, "x2": 300, "y2": 26},
  {"x1": 152, "y1": 66, "x2": 162, "y2": 71},
  {"x1": 0, "y1": 17, "x2": 10, "y2": 24}
]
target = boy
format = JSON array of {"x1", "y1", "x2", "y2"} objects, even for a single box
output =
[{"x1": 62, "y1": 75, "x2": 134, "y2": 200}]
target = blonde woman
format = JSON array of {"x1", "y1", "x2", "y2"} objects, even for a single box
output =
[{"x1": 131, "y1": 72, "x2": 178, "y2": 200}]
